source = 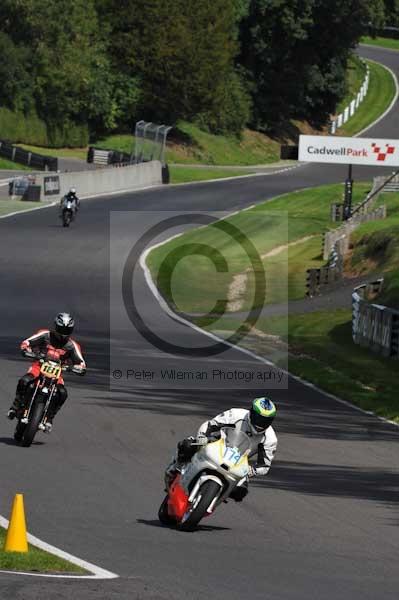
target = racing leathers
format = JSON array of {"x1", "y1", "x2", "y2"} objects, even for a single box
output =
[
  {"x1": 10, "y1": 329, "x2": 86, "y2": 422},
  {"x1": 164, "y1": 408, "x2": 277, "y2": 501}
]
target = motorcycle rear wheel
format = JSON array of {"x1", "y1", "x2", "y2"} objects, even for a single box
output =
[
  {"x1": 178, "y1": 480, "x2": 221, "y2": 532},
  {"x1": 21, "y1": 402, "x2": 44, "y2": 447}
]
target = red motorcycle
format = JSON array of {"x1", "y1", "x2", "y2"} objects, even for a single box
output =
[{"x1": 14, "y1": 347, "x2": 80, "y2": 447}]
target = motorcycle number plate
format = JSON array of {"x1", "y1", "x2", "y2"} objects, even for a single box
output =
[
  {"x1": 223, "y1": 446, "x2": 241, "y2": 465},
  {"x1": 40, "y1": 362, "x2": 61, "y2": 379}
]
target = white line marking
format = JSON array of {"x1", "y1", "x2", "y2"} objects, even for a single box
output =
[
  {"x1": 0, "y1": 516, "x2": 118, "y2": 579},
  {"x1": 167, "y1": 165, "x2": 302, "y2": 187},
  {"x1": 140, "y1": 218, "x2": 399, "y2": 431}
]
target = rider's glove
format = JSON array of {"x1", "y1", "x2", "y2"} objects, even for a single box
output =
[
  {"x1": 20, "y1": 342, "x2": 30, "y2": 356},
  {"x1": 196, "y1": 434, "x2": 208, "y2": 446},
  {"x1": 72, "y1": 365, "x2": 86, "y2": 376}
]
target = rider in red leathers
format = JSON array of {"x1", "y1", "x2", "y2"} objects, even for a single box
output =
[{"x1": 7, "y1": 313, "x2": 86, "y2": 432}]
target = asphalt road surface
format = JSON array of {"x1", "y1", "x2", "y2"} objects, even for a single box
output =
[{"x1": 0, "y1": 46, "x2": 398, "y2": 600}]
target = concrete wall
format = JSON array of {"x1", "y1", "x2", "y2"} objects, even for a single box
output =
[{"x1": 36, "y1": 160, "x2": 162, "y2": 202}]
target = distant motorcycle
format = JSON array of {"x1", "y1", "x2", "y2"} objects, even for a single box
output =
[
  {"x1": 158, "y1": 427, "x2": 251, "y2": 531},
  {"x1": 13, "y1": 348, "x2": 80, "y2": 447},
  {"x1": 61, "y1": 197, "x2": 75, "y2": 227}
]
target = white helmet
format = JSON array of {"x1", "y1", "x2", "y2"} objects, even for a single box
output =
[{"x1": 70, "y1": 187, "x2": 76, "y2": 194}]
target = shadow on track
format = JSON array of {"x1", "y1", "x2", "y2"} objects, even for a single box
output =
[
  {"x1": 137, "y1": 518, "x2": 230, "y2": 532},
  {"x1": 255, "y1": 460, "x2": 399, "y2": 506}
]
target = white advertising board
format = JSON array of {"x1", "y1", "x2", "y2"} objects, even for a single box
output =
[{"x1": 299, "y1": 135, "x2": 399, "y2": 167}]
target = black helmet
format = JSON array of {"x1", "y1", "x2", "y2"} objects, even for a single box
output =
[
  {"x1": 53, "y1": 312, "x2": 74, "y2": 341},
  {"x1": 249, "y1": 397, "x2": 277, "y2": 433}
]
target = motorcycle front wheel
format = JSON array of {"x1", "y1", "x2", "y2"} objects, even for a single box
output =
[
  {"x1": 21, "y1": 402, "x2": 44, "y2": 447},
  {"x1": 14, "y1": 421, "x2": 26, "y2": 443},
  {"x1": 158, "y1": 495, "x2": 176, "y2": 526},
  {"x1": 178, "y1": 480, "x2": 221, "y2": 532}
]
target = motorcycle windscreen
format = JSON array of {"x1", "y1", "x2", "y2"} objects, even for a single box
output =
[{"x1": 222, "y1": 427, "x2": 251, "y2": 454}]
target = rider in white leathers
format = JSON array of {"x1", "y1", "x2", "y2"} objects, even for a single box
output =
[
  {"x1": 165, "y1": 397, "x2": 278, "y2": 501},
  {"x1": 197, "y1": 405, "x2": 277, "y2": 477}
]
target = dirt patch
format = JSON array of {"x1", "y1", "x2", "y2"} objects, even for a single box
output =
[{"x1": 226, "y1": 235, "x2": 316, "y2": 312}]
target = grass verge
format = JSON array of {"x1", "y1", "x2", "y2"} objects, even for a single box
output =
[
  {"x1": 0, "y1": 200, "x2": 49, "y2": 217},
  {"x1": 338, "y1": 60, "x2": 396, "y2": 136},
  {"x1": 19, "y1": 145, "x2": 88, "y2": 161},
  {"x1": 361, "y1": 36, "x2": 399, "y2": 50},
  {"x1": 0, "y1": 159, "x2": 30, "y2": 171},
  {"x1": 147, "y1": 180, "x2": 399, "y2": 420},
  {"x1": 147, "y1": 182, "x2": 371, "y2": 314},
  {"x1": 347, "y1": 191, "x2": 399, "y2": 308},
  {"x1": 0, "y1": 527, "x2": 87, "y2": 573},
  {"x1": 336, "y1": 54, "x2": 367, "y2": 114}
]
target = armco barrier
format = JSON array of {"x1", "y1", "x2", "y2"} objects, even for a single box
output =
[
  {"x1": 34, "y1": 160, "x2": 162, "y2": 201},
  {"x1": 352, "y1": 279, "x2": 399, "y2": 358},
  {"x1": 306, "y1": 245, "x2": 343, "y2": 297},
  {"x1": 0, "y1": 139, "x2": 58, "y2": 171}
]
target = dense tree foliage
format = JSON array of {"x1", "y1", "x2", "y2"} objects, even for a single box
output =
[
  {"x1": 384, "y1": 0, "x2": 399, "y2": 25},
  {"x1": 0, "y1": 0, "x2": 391, "y2": 144}
]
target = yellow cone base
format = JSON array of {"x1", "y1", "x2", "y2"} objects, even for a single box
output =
[{"x1": 4, "y1": 493, "x2": 28, "y2": 553}]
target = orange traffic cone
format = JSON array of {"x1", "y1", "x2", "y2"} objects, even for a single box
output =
[{"x1": 4, "y1": 494, "x2": 28, "y2": 553}]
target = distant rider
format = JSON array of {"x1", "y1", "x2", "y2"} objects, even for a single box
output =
[
  {"x1": 60, "y1": 187, "x2": 80, "y2": 216},
  {"x1": 7, "y1": 313, "x2": 86, "y2": 432},
  {"x1": 164, "y1": 397, "x2": 278, "y2": 502}
]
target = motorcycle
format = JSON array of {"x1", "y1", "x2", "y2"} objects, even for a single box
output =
[
  {"x1": 13, "y1": 348, "x2": 79, "y2": 447},
  {"x1": 158, "y1": 427, "x2": 251, "y2": 531},
  {"x1": 61, "y1": 198, "x2": 75, "y2": 227}
]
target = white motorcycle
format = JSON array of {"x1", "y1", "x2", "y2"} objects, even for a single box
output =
[
  {"x1": 158, "y1": 427, "x2": 251, "y2": 531},
  {"x1": 61, "y1": 197, "x2": 76, "y2": 227}
]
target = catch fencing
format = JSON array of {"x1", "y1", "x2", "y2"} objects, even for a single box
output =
[
  {"x1": 133, "y1": 121, "x2": 172, "y2": 165},
  {"x1": 352, "y1": 279, "x2": 399, "y2": 358},
  {"x1": 329, "y1": 63, "x2": 369, "y2": 134},
  {"x1": 0, "y1": 139, "x2": 58, "y2": 171}
]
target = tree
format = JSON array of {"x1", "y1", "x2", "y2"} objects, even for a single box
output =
[
  {"x1": 104, "y1": 0, "x2": 247, "y2": 131},
  {"x1": 239, "y1": 0, "x2": 385, "y2": 131}
]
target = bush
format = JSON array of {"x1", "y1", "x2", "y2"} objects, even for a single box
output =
[
  {"x1": 0, "y1": 107, "x2": 89, "y2": 147},
  {"x1": 0, "y1": 107, "x2": 48, "y2": 145}
]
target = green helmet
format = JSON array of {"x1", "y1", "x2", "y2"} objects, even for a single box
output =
[{"x1": 249, "y1": 397, "x2": 277, "y2": 433}]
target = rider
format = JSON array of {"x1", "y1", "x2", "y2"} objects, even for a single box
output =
[
  {"x1": 164, "y1": 397, "x2": 278, "y2": 502},
  {"x1": 7, "y1": 313, "x2": 86, "y2": 432},
  {"x1": 60, "y1": 187, "x2": 80, "y2": 214}
]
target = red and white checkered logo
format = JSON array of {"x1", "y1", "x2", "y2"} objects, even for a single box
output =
[{"x1": 371, "y1": 143, "x2": 395, "y2": 161}]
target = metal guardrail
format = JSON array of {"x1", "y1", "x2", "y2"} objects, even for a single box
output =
[
  {"x1": 306, "y1": 245, "x2": 344, "y2": 297},
  {"x1": 352, "y1": 279, "x2": 399, "y2": 358},
  {"x1": 0, "y1": 140, "x2": 58, "y2": 171}
]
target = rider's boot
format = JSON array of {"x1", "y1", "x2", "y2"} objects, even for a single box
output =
[{"x1": 7, "y1": 398, "x2": 22, "y2": 420}]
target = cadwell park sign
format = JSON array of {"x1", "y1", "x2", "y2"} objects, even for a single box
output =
[{"x1": 298, "y1": 135, "x2": 399, "y2": 167}]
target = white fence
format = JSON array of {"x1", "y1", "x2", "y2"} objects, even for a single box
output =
[{"x1": 329, "y1": 63, "x2": 370, "y2": 134}]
